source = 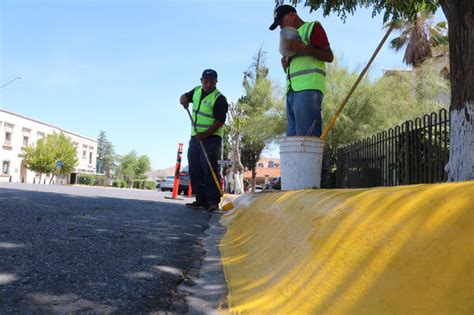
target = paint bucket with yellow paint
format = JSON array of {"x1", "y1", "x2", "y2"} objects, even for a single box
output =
[{"x1": 280, "y1": 136, "x2": 324, "y2": 190}]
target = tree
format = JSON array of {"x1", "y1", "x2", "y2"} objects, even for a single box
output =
[
  {"x1": 22, "y1": 133, "x2": 78, "y2": 183},
  {"x1": 385, "y1": 11, "x2": 449, "y2": 100},
  {"x1": 97, "y1": 131, "x2": 117, "y2": 179},
  {"x1": 282, "y1": 0, "x2": 473, "y2": 181},
  {"x1": 387, "y1": 10, "x2": 448, "y2": 68},
  {"x1": 119, "y1": 151, "x2": 138, "y2": 185},
  {"x1": 240, "y1": 134, "x2": 266, "y2": 191},
  {"x1": 49, "y1": 133, "x2": 78, "y2": 176},
  {"x1": 22, "y1": 138, "x2": 55, "y2": 183},
  {"x1": 238, "y1": 48, "x2": 285, "y2": 191},
  {"x1": 137, "y1": 155, "x2": 152, "y2": 178},
  {"x1": 118, "y1": 151, "x2": 152, "y2": 185},
  {"x1": 271, "y1": 57, "x2": 449, "y2": 164}
]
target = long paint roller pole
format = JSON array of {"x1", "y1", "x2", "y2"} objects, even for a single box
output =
[
  {"x1": 321, "y1": 25, "x2": 394, "y2": 140},
  {"x1": 185, "y1": 107, "x2": 223, "y2": 197}
]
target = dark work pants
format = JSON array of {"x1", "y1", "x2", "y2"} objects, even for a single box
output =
[{"x1": 187, "y1": 136, "x2": 222, "y2": 206}]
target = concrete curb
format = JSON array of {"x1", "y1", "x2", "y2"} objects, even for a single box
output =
[{"x1": 220, "y1": 181, "x2": 474, "y2": 314}]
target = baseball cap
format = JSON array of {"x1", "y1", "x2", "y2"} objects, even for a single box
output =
[
  {"x1": 201, "y1": 69, "x2": 218, "y2": 80},
  {"x1": 269, "y1": 5, "x2": 296, "y2": 31}
]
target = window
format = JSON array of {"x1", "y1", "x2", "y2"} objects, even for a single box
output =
[
  {"x1": 268, "y1": 161, "x2": 275, "y2": 168},
  {"x1": 37, "y1": 132, "x2": 45, "y2": 139},
  {"x1": 23, "y1": 136, "x2": 29, "y2": 147},
  {"x1": 2, "y1": 161, "x2": 10, "y2": 175},
  {"x1": 83, "y1": 150, "x2": 86, "y2": 158},
  {"x1": 89, "y1": 152, "x2": 93, "y2": 164},
  {"x1": 4, "y1": 132, "x2": 12, "y2": 146},
  {"x1": 258, "y1": 163, "x2": 264, "y2": 168}
]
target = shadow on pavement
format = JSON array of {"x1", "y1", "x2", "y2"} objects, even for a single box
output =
[{"x1": 0, "y1": 187, "x2": 211, "y2": 313}]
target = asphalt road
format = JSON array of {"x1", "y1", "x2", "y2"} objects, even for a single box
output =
[{"x1": 0, "y1": 183, "x2": 220, "y2": 313}]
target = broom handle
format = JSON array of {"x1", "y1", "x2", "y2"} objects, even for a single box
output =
[{"x1": 321, "y1": 25, "x2": 394, "y2": 140}]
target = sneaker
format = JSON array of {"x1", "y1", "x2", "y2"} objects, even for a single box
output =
[
  {"x1": 208, "y1": 204, "x2": 220, "y2": 212},
  {"x1": 186, "y1": 201, "x2": 208, "y2": 209}
]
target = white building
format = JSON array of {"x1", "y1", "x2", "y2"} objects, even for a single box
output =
[{"x1": 0, "y1": 108, "x2": 97, "y2": 184}]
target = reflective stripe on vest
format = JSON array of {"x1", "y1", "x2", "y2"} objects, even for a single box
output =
[
  {"x1": 287, "y1": 21, "x2": 326, "y2": 94},
  {"x1": 191, "y1": 86, "x2": 224, "y2": 137}
]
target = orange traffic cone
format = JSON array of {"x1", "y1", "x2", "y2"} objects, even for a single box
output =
[{"x1": 165, "y1": 143, "x2": 184, "y2": 200}]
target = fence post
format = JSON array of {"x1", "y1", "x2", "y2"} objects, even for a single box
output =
[{"x1": 403, "y1": 121, "x2": 410, "y2": 185}]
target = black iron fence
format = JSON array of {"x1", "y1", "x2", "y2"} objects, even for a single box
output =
[{"x1": 325, "y1": 108, "x2": 450, "y2": 188}]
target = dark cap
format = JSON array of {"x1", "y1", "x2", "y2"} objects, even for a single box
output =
[
  {"x1": 201, "y1": 69, "x2": 218, "y2": 80},
  {"x1": 269, "y1": 5, "x2": 296, "y2": 31}
]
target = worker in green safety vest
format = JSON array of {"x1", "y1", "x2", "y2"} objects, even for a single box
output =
[
  {"x1": 269, "y1": 4, "x2": 334, "y2": 137},
  {"x1": 179, "y1": 69, "x2": 228, "y2": 211}
]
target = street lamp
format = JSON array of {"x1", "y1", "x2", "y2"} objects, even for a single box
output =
[{"x1": 0, "y1": 77, "x2": 22, "y2": 89}]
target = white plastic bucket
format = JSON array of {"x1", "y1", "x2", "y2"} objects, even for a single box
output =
[{"x1": 279, "y1": 136, "x2": 325, "y2": 190}]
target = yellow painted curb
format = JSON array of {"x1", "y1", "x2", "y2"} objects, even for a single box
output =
[{"x1": 220, "y1": 181, "x2": 474, "y2": 314}]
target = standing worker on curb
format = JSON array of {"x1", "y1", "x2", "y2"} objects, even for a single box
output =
[
  {"x1": 269, "y1": 4, "x2": 333, "y2": 137},
  {"x1": 179, "y1": 69, "x2": 228, "y2": 212}
]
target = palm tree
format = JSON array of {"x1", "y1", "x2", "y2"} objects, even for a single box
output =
[
  {"x1": 387, "y1": 11, "x2": 448, "y2": 69},
  {"x1": 385, "y1": 12, "x2": 449, "y2": 102}
]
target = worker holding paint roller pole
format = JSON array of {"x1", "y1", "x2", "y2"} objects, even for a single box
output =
[
  {"x1": 269, "y1": 5, "x2": 333, "y2": 190},
  {"x1": 269, "y1": 4, "x2": 333, "y2": 137},
  {"x1": 179, "y1": 69, "x2": 228, "y2": 212}
]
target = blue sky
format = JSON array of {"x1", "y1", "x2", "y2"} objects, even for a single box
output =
[{"x1": 0, "y1": 0, "x2": 446, "y2": 170}]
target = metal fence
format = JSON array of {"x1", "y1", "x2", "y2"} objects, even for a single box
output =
[{"x1": 328, "y1": 108, "x2": 450, "y2": 188}]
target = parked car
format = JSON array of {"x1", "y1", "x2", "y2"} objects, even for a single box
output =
[
  {"x1": 271, "y1": 177, "x2": 281, "y2": 190},
  {"x1": 160, "y1": 176, "x2": 175, "y2": 192},
  {"x1": 160, "y1": 166, "x2": 190, "y2": 195}
]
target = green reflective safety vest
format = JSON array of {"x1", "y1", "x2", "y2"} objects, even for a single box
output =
[
  {"x1": 287, "y1": 21, "x2": 326, "y2": 94},
  {"x1": 191, "y1": 86, "x2": 224, "y2": 137}
]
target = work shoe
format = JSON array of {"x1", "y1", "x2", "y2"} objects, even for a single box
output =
[
  {"x1": 186, "y1": 201, "x2": 208, "y2": 209},
  {"x1": 208, "y1": 204, "x2": 220, "y2": 212}
]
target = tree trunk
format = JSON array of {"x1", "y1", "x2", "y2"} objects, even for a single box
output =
[
  {"x1": 230, "y1": 132, "x2": 244, "y2": 194},
  {"x1": 251, "y1": 168, "x2": 257, "y2": 192},
  {"x1": 440, "y1": 0, "x2": 474, "y2": 181}
]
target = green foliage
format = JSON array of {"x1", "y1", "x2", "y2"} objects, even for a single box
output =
[
  {"x1": 23, "y1": 137, "x2": 55, "y2": 175},
  {"x1": 22, "y1": 132, "x2": 78, "y2": 176},
  {"x1": 281, "y1": 0, "x2": 440, "y2": 23},
  {"x1": 97, "y1": 131, "x2": 117, "y2": 178},
  {"x1": 321, "y1": 59, "x2": 449, "y2": 150},
  {"x1": 385, "y1": 10, "x2": 448, "y2": 68},
  {"x1": 112, "y1": 179, "x2": 128, "y2": 188},
  {"x1": 131, "y1": 179, "x2": 155, "y2": 190},
  {"x1": 132, "y1": 179, "x2": 143, "y2": 189},
  {"x1": 240, "y1": 135, "x2": 266, "y2": 174},
  {"x1": 233, "y1": 48, "x2": 286, "y2": 174},
  {"x1": 322, "y1": 59, "x2": 378, "y2": 150},
  {"x1": 118, "y1": 151, "x2": 151, "y2": 185},
  {"x1": 94, "y1": 175, "x2": 109, "y2": 186},
  {"x1": 239, "y1": 49, "x2": 286, "y2": 143},
  {"x1": 143, "y1": 180, "x2": 156, "y2": 190},
  {"x1": 77, "y1": 174, "x2": 96, "y2": 186},
  {"x1": 137, "y1": 155, "x2": 151, "y2": 177},
  {"x1": 49, "y1": 133, "x2": 78, "y2": 174}
]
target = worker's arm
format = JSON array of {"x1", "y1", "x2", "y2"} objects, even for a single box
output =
[
  {"x1": 180, "y1": 88, "x2": 195, "y2": 109},
  {"x1": 180, "y1": 94, "x2": 190, "y2": 109},
  {"x1": 285, "y1": 40, "x2": 334, "y2": 62},
  {"x1": 281, "y1": 57, "x2": 289, "y2": 72},
  {"x1": 196, "y1": 121, "x2": 224, "y2": 142}
]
